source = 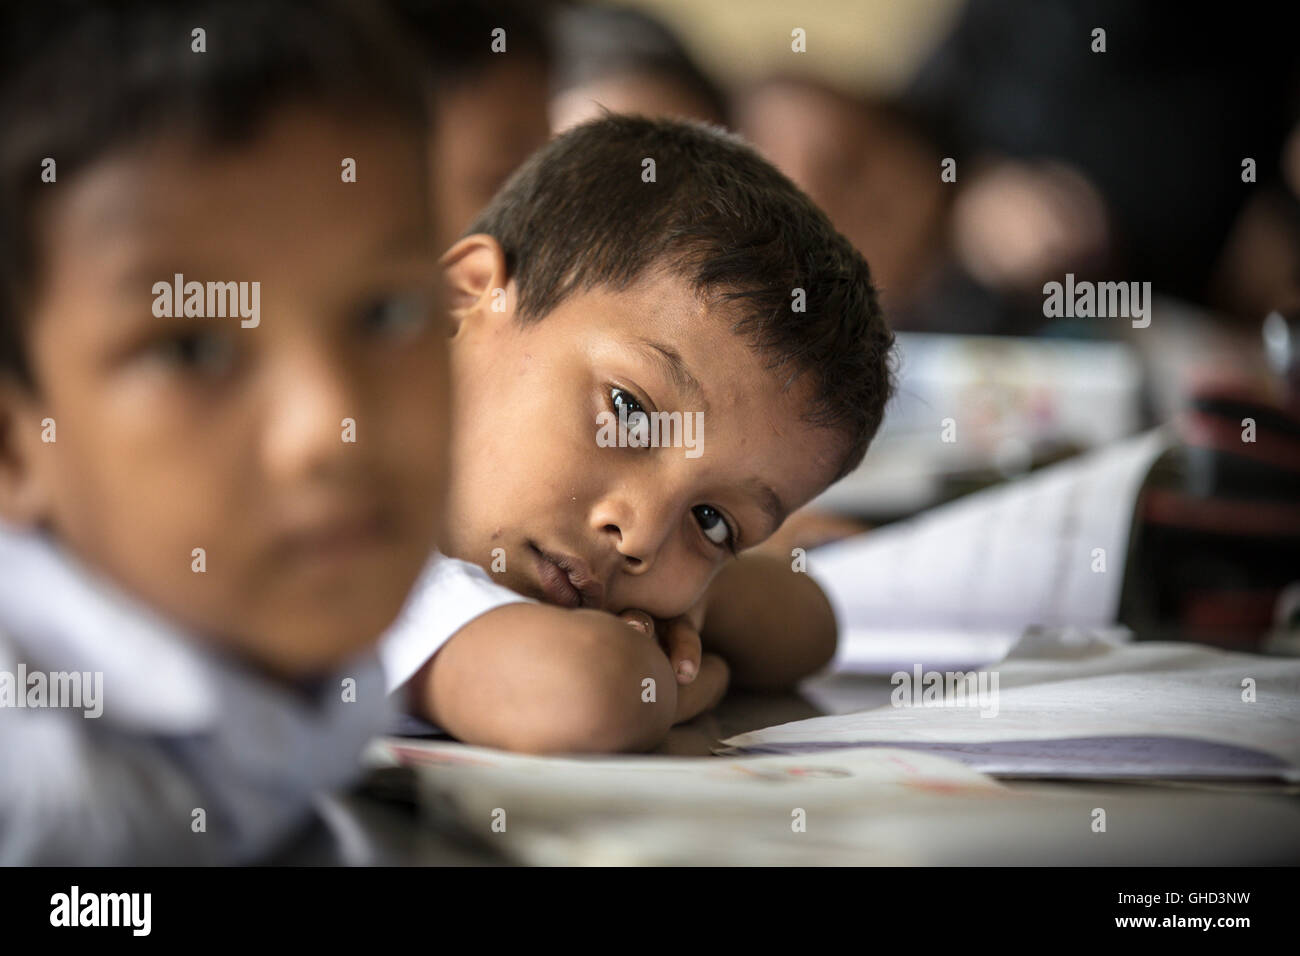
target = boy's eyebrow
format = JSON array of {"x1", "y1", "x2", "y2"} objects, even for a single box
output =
[
  {"x1": 744, "y1": 477, "x2": 787, "y2": 540},
  {"x1": 113, "y1": 223, "x2": 433, "y2": 291},
  {"x1": 633, "y1": 338, "x2": 709, "y2": 411}
]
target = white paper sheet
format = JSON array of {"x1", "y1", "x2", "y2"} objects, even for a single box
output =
[
  {"x1": 721, "y1": 629, "x2": 1300, "y2": 782},
  {"x1": 830, "y1": 625, "x2": 1026, "y2": 674},
  {"x1": 808, "y1": 428, "x2": 1174, "y2": 674},
  {"x1": 367, "y1": 737, "x2": 1003, "y2": 814}
]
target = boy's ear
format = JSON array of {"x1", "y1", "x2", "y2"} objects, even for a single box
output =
[
  {"x1": 0, "y1": 381, "x2": 51, "y2": 527},
  {"x1": 439, "y1": 233, "x2": 513, "y2": 333}
]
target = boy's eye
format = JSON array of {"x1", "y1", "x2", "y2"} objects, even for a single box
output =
[
  {"x1": 149, "y1": 330, "x2": 237, "y2": 377},
  {"x1": 692, "y1": 504, "x2": 735, "y2": 550},
  {"x1": 609, "y1": 386, "x2": 645, "y2": 416},
  {"x1": 608, "y1": 385, "x2": 651, "y2": 442},
  {"x1": 358, "y1": 293, "x2": 430, "y2": 340}
]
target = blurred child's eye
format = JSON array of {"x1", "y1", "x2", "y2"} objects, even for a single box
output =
[
  {"x1": 358, "y1": 293, "x2": 430, "y2": 340},
  {"x1": 148, "y1": 330, "x2": 237, "y2": 377},
  {"x1": 692, "y1": 504, "x2": 736, "y2": 550}
]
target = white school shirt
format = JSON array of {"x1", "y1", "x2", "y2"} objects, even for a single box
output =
[
  {"x1": 0, "y1": 524, "x2": 393, "y2": 865},
  {"x1": 377, "y1": 552, "x2": 534, "y2": 695}
]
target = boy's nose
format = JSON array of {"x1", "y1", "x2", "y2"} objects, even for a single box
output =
[
  {"x1": 590, "y1": 493, "x2": 676, "y2": 574},
  {"x1": 260, "y1": 349, "x2": 363, "y2": 483}
]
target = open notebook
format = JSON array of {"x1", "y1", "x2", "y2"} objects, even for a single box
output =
[
  {"x1": 809, "y1": 429, "x2": 1173, "y2": 674},
  {"x1": 365, "y1": 738, "x2": 1015, "y2": 864},
  {"x1": 719, "y1": 628, "x2": 1300, "y2": 782},
  {"x1": 365, "y1": 629, "x2": 1300, "y2": 864}
]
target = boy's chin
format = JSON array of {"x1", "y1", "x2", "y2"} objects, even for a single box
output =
[
  {"x1": 233, "y1": 626, "x2": 383, "y2": 682},
  {"x1": 221, "y1": 605, "x2": 399, "y2": 681}
]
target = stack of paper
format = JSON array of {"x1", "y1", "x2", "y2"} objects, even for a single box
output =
[
  {"x1": 365, "y1": 627, "x2": 1300, "y2": 864},
  {"x1": 368, "y1": 716, "x2": 1300, "y2": 864}
]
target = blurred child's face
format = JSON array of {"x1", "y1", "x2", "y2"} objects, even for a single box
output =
[
  {"x1": 0, "y1": 107, "x2": 450, "y2": 678},
  {"x1": 550, "y1": 73, "x2": 726, "y2": 134},
  {"x1": 442, "y1": 240, "x2": 846, "y2": 620},
  {"x1": 431, "y1": 57, "x2": 551, "y2": 251},
  {"x1": 739, "y1": 81, "x2": 945, "y2": 303}
]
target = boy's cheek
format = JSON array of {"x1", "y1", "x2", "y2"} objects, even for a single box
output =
[
  {"x1": 615, "y1": 566, "x2": 716, "y2": 622},
  {"x1": 114, "y1": 536, "x2": 418, "y2": 676},
  {"x1": 135, "y1": 502, "x2": 432, "y2": 675},
  {"x1": 223, "y1": 579, "x2": 407, "y2": 675},
  {"x1": 234, "y1": 522, "x2": 442, "y2": 674},
  {"x1": 26, "y1": 442, "x2": 366, "y2": 672},
  {"x1": 30, "y1": 368, "x2": 447, "y2": 673},
  {"x1": 373, "y1": 378, "x2": 452, "y2": 525}
]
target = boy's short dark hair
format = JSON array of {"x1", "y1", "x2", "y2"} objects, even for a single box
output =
[
  {"x1": 469, "y1": 115, "x2": 896, "y2": 480},
  {"x1": 0, "y1": 0, "x2": 428, "y2": 387}
]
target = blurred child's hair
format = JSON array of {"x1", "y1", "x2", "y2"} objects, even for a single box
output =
[
  {"x1": 469, "y1": 115, "x2": 896, "y2": 479},
  {"x1": 389, "y1": 0, "x2": 552, "y2": 92},
  {"x1": 0, "y1": 0, "x2": 428, "y2": 387}
]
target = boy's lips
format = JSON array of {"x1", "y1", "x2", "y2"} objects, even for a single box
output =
[
  {"x1": 275, "y1": 507, "x2": 396, "y2": 569},
  {"x1": 529, "y1": 543, "x2": 605, "y2": 609}
]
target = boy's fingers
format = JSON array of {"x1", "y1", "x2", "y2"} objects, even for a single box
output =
[
  {"x1": 672, "y1": 652, "x2": 729, "y2": 725},
  {"x1": 618, "y1": 609, "x2": 655, "y2": 638},
  {"x1": 660, "y1": 618, "x2": 702, "y2": 684}
]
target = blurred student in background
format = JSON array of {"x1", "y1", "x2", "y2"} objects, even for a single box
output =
[
  {"x1": 902, "y1": 0, "x2": 1298, "y2": 327},
  {"x1": 736, "y1": 77, "x2": 964, "y2": 334},
  {"x1": 550, "y1": 3, "x2": 729, "y2": 133},
  {"x1": 393, "y1": 0, "x2": 554, "y2": 251},
  {"x1": 1210, "y1": 109, "x2": 1300, "y2": 323}
]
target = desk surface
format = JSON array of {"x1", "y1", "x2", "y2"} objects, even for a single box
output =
[{"x1": 277, "y1": 673, "x2": 1300, "y2": 866}]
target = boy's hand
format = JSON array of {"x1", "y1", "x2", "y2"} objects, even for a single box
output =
[
  {"x1": 672, "y1": 652, "x2": 729, "y2": 725},
  {"x1": 686, "y1": 552, "x2": 839, "y2": 691},
  {"x1": 620, "y1": 602, "x2": 705, "y2": 685},
  {"x1": 619, "y1": 604, "x2": 727, "y2": 724}
]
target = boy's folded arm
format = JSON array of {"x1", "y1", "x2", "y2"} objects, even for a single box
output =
[
  {"x1": 404, "y1": 603, "x2": 680, "y2": 754},
  {"x1": 699, "y1": 551, "x2": 838, "y2": 691}
]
